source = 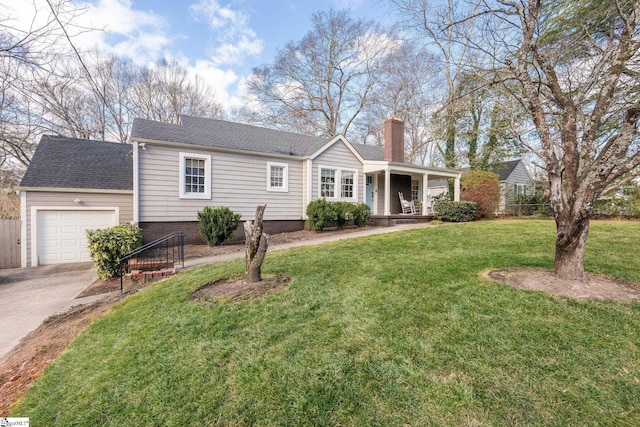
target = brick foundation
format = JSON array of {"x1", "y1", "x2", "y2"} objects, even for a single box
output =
[{"x1": 139, "y1": 220, "x2": 305, "y2": 244}]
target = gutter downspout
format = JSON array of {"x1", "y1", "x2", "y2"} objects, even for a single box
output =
[{"x1": 132, "y1": 141, "x2": 139, "y2": 225}]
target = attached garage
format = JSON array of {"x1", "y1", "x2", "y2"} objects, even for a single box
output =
[
  {"x1": 35, "y1": 209, "x2": 117, "y2": 265},
  {"x1": 18, "y1": 136, "x2": 134, "y2": 267}
]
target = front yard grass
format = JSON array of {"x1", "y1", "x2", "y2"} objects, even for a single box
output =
[{"x1": 14, "y1": 220, "x2": 640, "y2": 426}]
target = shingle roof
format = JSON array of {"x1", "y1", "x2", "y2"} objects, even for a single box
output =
[
  {"x1": 131, "y1": 116, "x2": 385, "y2": 160},
  {"x1": 19, "y1": 135, "x2": 133, "y2": 190},
  {"x1": 492, "y1": 159, "x2": 522, "y2": 181}
]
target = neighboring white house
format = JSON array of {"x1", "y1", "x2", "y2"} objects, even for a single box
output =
[{"x1": 18, "y1": 117, "x2": 461, "y2": 267}]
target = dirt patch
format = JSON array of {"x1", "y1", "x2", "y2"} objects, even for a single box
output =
[
  {"x1": 0, "y1": 292, "x2": 129, "y2": 414},
  {"x1": 192, "y1": 274, "x2": 291, "y2": 305},
  {"x1": 75, "y1": 277, "x2": 149, "y2": 298},
  {"x1": 485, "y1": 268, "x2": 640, "y2": 303}
]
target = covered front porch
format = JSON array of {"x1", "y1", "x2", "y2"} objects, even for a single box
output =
[{"x1": 363, "y1": 161, "x2": 461, "y2": 217}]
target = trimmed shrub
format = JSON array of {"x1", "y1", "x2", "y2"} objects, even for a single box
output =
[
  {"x1": 433, "y1": 201, "x2": 477, "y2": 222},
  {"x1": 197, "y1": 206, "x2": 242, "y2": 246},
  {"x1": 351, "y1": 203, "x2": 371, "y2": 227},
  {"x1": 333, "y1": 201, "x2": 353, "y2": 229},
  {"x1": 306, "y1": 199, "x2": 371, "y2": 231},
  {"x1": 306, "y1": 198, "x2": 337, "y2": 231},
  {"x1": 461, "y1": 170, "x2": 500, "y2": 218},
  {"x1": 87, "y1": 224, "x2": 143, "y2": 279}
]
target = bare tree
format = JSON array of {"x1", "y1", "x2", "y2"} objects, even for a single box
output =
[
  {"x1": 452, "y1": 0, "x2": 640, "y2": 280},
  {"x1": 85, "y1": 52, "x2": 139, "y2": 143},
  {"x1": 0, "y1": 0, "x2": 86, "y2": 68},
  {"x1": 245, "y1": 9, "x2": 397, "y2": 139},
  {"x1": 132, "y1": 60, "x2": 224, "y2": 125},
  {"x1": 358, "y1": 41, "x2": 443, "y2": 165},
  {"x1": 390, "y1": 0, "x2": 481, "y2": 169},
  {"x1": 0, "y1": 0, "x2": 89, "y2": 184}
]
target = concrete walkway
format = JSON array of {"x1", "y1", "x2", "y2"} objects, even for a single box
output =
[
  {"x1": 0, "y1": 222, "x2": 432, "y2": 359},
  {"x1": 185, "y1": 222, "x2": 433, "y2": 269}
]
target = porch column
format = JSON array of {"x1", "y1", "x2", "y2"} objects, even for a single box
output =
[
  {"x1": 384, "y1": 167, "x2": 391, "y2": 216},
  {"x1": 422, "y1": 173, "x2": 429, "y2": 215},
  {"x1": 454, "y1": 173, "x2": 461, "y2": 202}
]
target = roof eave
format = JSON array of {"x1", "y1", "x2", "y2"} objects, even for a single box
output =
[
  {"x1": 363, "y1": 160, "x2": 461, "y2": 177},
  {"x1": 17, "y1": 187, "x2": 133, "y2": 194},
  {"x1": 132, "y1": 137, "x2": 307, "y2": 161},
  {"x1": 309, "y1": 135, "x2": 365, "y2": 163}
]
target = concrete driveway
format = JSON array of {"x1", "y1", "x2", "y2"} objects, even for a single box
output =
[{"x1": 0, "y1": 262, "x2": 98, "y2": 358}]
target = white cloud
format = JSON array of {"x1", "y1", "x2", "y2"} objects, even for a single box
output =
[
  {"x1": 189, "y1": 0, "x2": 263, "y2": 65},
  {"x1": 0, "y1": 0, "x2": 258, "y2": 113},
  {"x1": 189, "y1": 59, "x2": 242, "y2": 108},
  {"x1": 0, "y1": 0, "x2": 172, "y2": 64},
  {"x1": 76, "y1": 0, "x2": 171, "y2": 63}
]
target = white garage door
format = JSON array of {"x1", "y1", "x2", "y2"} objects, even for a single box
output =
[{"x1": 37, "y1": 210, "x2": 116, "y2": 265}]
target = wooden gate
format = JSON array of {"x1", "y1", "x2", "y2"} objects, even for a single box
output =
[{"x1": 1, "y1": 219, "x2": 21, "y2": 269}]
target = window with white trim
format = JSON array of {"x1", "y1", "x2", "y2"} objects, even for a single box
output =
[
  {"x1": 341, "y1": 171, "x2": 354, "y2": 198},
  {"x1": 179, "y1": 152, "x2": 211, "y2": 199},
  {"x1": 320, "y1": 168, "x2": 336, "y2": 198},
  {"x1": 411, "y1": 179, "x2": 420, "y2": 201},
  {"x1": 318, "y1": 166, "x2": 357, "y2": 201},
  {"x1": 267, "y1": 162, "x2": 289, "y2": 192},
  {"x1": 513, "y1": 183, "x2": 528, "y2": 194}
]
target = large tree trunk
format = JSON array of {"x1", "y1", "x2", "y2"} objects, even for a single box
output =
[
  {"x1": 244, "y1": 205, "x2": 269, "y2": 283},
  {"x1": 554, "y1": 215, "x2": 590, "y2": 282}
]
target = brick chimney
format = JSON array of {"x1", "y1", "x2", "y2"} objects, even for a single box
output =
[{"x1": 384, "y1": 117, "x2": 405, "y2": 163}]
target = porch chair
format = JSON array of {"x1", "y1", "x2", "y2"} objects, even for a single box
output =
[{"x1": 398, "y1": 192, "x2": 417, "y2": 214}]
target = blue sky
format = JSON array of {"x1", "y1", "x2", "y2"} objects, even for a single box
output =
[{"x1": 2, "y1": 0, "x2": 393, "y2": 110}]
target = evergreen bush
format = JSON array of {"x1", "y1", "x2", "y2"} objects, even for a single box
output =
[
  {"x1": 197, "y1": 206, "x2": 242, "y2": 246},
  {"x1": 306, "y1": 199, "x2": 371, "y2": 231},
  {"x1": 306, "y1": 198, "x2": 337, "y2": 231},
  {"x1": 87, "y1": 224, "x2": 143, "y2": 279},
  {"x1": 433, "y1": 201, "x2": 477, "y2": 222},
  {"x1": 350, "y1": 203, "x2": 371, "y2": 227}
]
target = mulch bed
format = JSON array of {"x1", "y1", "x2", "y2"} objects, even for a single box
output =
[{"x1": 191, "y1": 274, "x2": 292, "y2": 305}]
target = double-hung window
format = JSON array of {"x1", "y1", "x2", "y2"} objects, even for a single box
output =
[
  {"x1": 341, "y1": 171, "x2": 354, "y2": 198},
  {"x1": 514, "y1": 183, "x2": 528, "y2": 195},
  {"x1": 267, "y1": 162, "x2": 289, "y2": 192},
  {"x1": 320, "y1": 168, "x2": 336, "y2": 198},
  {"x1": 179, "y1": 152, "x2": 211, "y2": 199},
  {"x1": 411, "y1": 179, "x2": 420, "y2": 201},
  {"x1": 318, "y1": 166, "x2": 357, "y2": 201}
]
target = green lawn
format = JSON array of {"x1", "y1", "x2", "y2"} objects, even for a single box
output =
[{"x1": 14, "y1": 220, "x2": 640, "y2": 426}]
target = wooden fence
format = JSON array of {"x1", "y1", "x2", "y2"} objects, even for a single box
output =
[{"x1": 1, "y1": 219, "x2": 21, "y2": 269}]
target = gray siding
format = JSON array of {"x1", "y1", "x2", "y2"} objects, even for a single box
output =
[
  {"x1": 311, "y1": 141, "x2": 364, "y2": 202},
  {"x1": 139, "y1": 145, "x2": 304, "y2": 222},
  {"x1": 500, "y1": 161, "x2": 532, "y2": 211},
  {"x1": 503, "y1": 162, "x2": 532, "y2": 188},
  {"x1": 23, "y1": 190, "x2": 133, "y2": 267}
]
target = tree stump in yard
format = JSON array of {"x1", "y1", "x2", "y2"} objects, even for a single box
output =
[{"x1": 244, "y1": 204, "x2": 269, "y2": 283}]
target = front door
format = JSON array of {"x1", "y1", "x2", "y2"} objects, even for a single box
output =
[{"x1": 366, "y1": 175, "x2": 374, "y2": 211}]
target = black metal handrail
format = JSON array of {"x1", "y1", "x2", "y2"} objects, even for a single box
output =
[{"x1": 118, "y1": 232, "x2": 186, "y2": 291}]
